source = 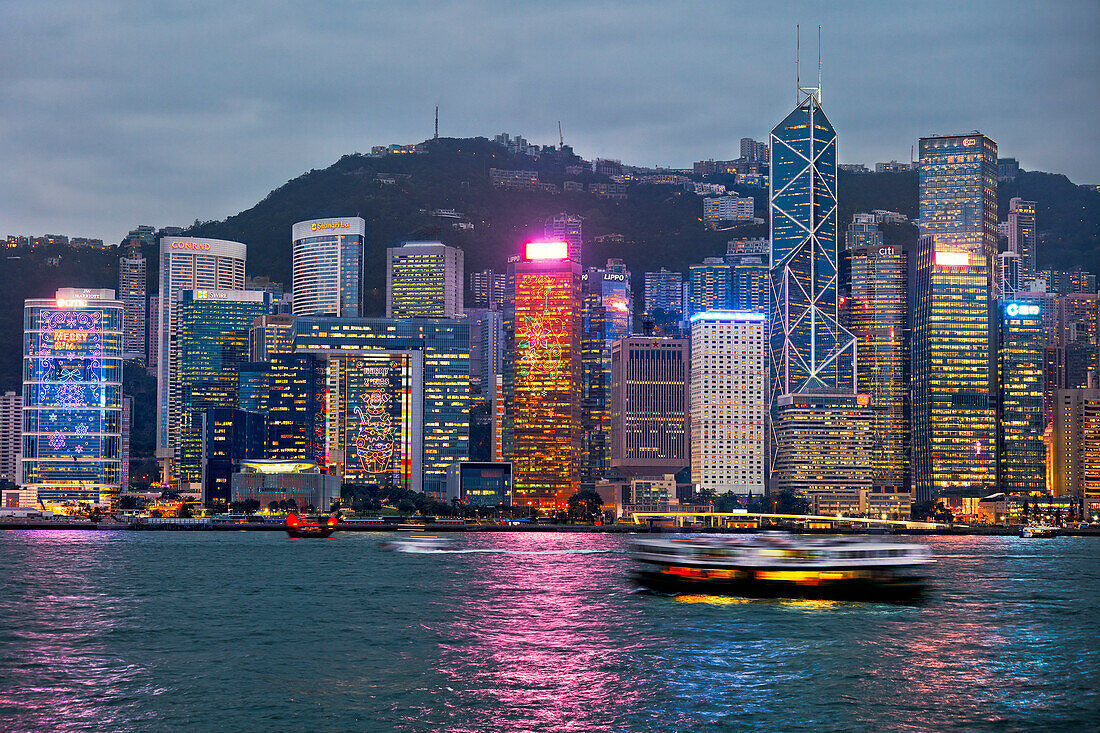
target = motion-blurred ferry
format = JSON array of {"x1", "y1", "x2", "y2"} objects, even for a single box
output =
[
  {"x1": 632, "y1": 534, "x2": 933, "y2": 601},
  {"x1": 1019, "y1": 524, "x2": 1059, "y2": 538}
]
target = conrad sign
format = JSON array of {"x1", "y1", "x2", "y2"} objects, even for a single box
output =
[{"x1": 161, "y1": 237, "x2": 246, "y2": 260}]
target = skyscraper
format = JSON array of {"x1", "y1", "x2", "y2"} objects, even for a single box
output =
[
  {"x1": 504, "y1": 241, "x2": 582, "y2": 509},
  {"x1": 544, "y1": 213, "x2": 583, "y2": 264},
  {"x1": 725, "y1": 239, "x2": 770, "y2": 313},
  {"x1": 468, "y1": 269, "x2": 507, "y2": 310},
  {"x1": 174, "y1": 290, "x2": 271, "y2": 486},
  {"x1": 156, "y1": 237, "x2": 247, "y2": 483},
  {"x1": 1052, "y1": 389, "x2": 1100, "y2": 517},
  {"x1": 0, "y1": 391, "x2": 22, "y2": 485},
  {"x1": 690, "y1": 312, "x2": 767, "y2": 495},
  {"x1": 118, "y1": 243, "x2": 146, "y2": 361},
  {"x1": 687, "y1": 258, "x2": 732, "y2": 318},
  {"x1": 386, "y1": 241, "x2": 464, "y2": 319},
  {"x1": 1007, "y1": 197, "x2": 1037, "y2": 286},
  {"x1": 768, "y1": 84, "x2": 856, "y2": 404},
  {"x1": 291, "y1": 217, "x2": 365, "y2": 318},
  {"x1": 22, "y1": 289, "x2": 123, "y2": 506},
  {"x1": 845, "y1": 216, "x2": 909, "y2": 492},
  {"x1": 581, "y1": 259, "x2": 632, "y2": 486},
  {"x1": 998, "y1": 301, "x2": 1045, "y2": 494},
  {"x1": 610, "y1": 336, "x2": 689, "y2": 477},
  {"x1": 644, "y1": 269, "x2": 684, "y2": 335},
  {"x1": 912, "y1": 132, "x2": 999, "y2": 504}
]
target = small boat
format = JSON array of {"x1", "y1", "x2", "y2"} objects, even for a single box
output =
[
  {"x1": 285, "y1": 513, "x2": 338, "y2": 538},
  {"x1": 632, "y1": 534, "x2": 933, "y2": 602},
  {"x1": 1019, "y1": 524, "x2": 1059, "y2": 538},
  {"x1": 379, "y1": 535, "x2": 455, "y2": 553}
]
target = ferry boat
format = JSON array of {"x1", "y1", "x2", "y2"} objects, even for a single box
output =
[
  {"x1": 1019, "y1": 524, "x2": 1059, "y2": 538},
  {"x1": 379, "y1": 535, "x2": 455, "y2": 552},
  {"x1": 632, "y1": 534, "x2": 933, "y2": 601},
  {"x1": 284, "y1": 513, "x2": 339, "y2": 538}
]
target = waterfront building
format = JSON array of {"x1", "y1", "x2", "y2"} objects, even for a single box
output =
[
  {"x1": 689, "y1": 312, "x2": 766, "y2": 495},
  {"x1": 768, "y1": 81, "x2": 856, "y2": 407},
  {"x1": 468, "y1": 269, "x2": 506, "y2": 310},
  {"x1": 291, "y1": 217, "x2": 365, "y2": 318},
  {"x1": 1007, "y1": 198, "x2": 1037, "y2": 286},
  {"x1": 174, "y1": 290, "x2": 271, "y2": 486},
  {"x1": 725, "y1": 239, "x2": 770, "y2": 314},
  {"x1": 581, "y1": 259, "x2": 632, "y2": 486},
  {"x1": 771, "y1": 393, "x2": 874, "y2": 495},
  {"x1": 610, "y1": 336, "x2": 689, "y2": 477},
  {"x1": 912, "y1": 133, "x2": 998, "y2": 503},
  {"x1": 156, "y1": 237, "x2": 247, "y2": 483},
  {"x1": 687, "y1": 258, "x2": 733, "y2": 318},
  {"x1": 22, "y1": 289, "x2": 123, "y2": 506},
  {"x1": 386, "y1": 241, "x2": 464, "y2": 319},
  {"x1": 0, "y1": 391, "x2": 23, "y2": 485},
  {"x1": 121, "y1": 395, "x2": 132, "y2": 491},
  {"x1": 845, "y1": 217, "x2": 909, "y2": 492},
  {"x1": 200, "y1": 408, "x2": 266, "y2": 506},
  {"x1": 1051, "y1": 389, "x2": 1100, "y2": 517},
  {"x1": 231, "y1": 459, "x2": 340, "y2": 512},
  {"x1": 998, "y1": 301, "x2": 1046, "y2": 493},
  {"x1": 504, "y1": 241, "x2": 582, "y2": 510},
  {"x1": 118, "y1": 243, "x2": 146, "y2": 361},
  {"x1": 294, "y1": 317, "x2": 469, "y2": 494},
  {"x1": 445, "y1": 461, "x2": 513, "y2": 506},
  {"x1": 544, "y1": 213, "x2": 583, "y2": 264}
]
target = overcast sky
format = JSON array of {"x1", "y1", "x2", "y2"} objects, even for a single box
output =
[{"x1": 2, "y1": 0, "x2": 1097, "y2": 245}]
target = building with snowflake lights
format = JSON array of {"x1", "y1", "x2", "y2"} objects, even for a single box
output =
[
  {"x1": 22, "y1": 288, "x2": 123, "y2": 506},
  {"x1": 504, "y1": 242, "x2": 583, "y2": 510}
]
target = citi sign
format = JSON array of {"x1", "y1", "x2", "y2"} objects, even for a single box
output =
[{"x1": 1005, "y1": 303, "x2": 1040, "y2": 317}]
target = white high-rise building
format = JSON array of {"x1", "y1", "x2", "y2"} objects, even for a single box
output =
[
  {"x1": 291, "y1": 217, "x2": 366, "y2": 317},
  {"x1": 156, "y1": 237, "x2": 247, "y2": 482},
  {"x1": 689, "y1": 311, "x2": 767, "y2": 495},
  {"x1": 118, "y1": 245, "x2": 147, "y2": 361},
  {"x1": 0, "y1": 391, "x2": 21, "y2": 486},
  {"x1": 386, "y1": 241, "x2": 464, "y2": 318},
  {"x1": 544, "y1": 213, "x2": 583, "y2": 264}
]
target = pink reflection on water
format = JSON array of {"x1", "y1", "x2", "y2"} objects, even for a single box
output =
[{"x1": 429, "y1": 533, "x2": 655, "y2": 732}]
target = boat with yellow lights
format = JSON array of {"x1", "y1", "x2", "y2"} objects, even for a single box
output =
[{"x1": 632, "y1": 534, "x2": 933, "y2": 601}]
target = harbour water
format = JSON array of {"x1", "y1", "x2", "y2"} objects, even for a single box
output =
[{"x1": 0, "y1": 532, "x2": 1097, "y2": 732}]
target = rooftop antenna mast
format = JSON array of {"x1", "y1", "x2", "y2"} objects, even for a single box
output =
[{"x1": 434, "y1": 106, "x2": 439, "y2": 139}]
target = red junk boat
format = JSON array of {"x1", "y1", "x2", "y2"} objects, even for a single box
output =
[{"x1": 284, "y1": 513, "x2": 339, "y2": 538}]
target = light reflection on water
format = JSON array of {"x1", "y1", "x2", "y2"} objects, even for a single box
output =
[{"x1": 0, "y1": 531, "x2": 1096, "y2": 732}]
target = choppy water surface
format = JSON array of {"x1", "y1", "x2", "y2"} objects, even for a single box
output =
[{"x1": 0, "y1": 531, "x2": 1096, "y2": 732}]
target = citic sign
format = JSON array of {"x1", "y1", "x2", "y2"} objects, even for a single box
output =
[
  {"x1": 1006, "y1": 303, "x2": 1040, "y2": 317},
  {"x1": 962, "y1": 138, "x2": 977, "y2": 147},
  {"x1": 171, "y1": 242, "x2": 211, "y2": 251},
  {"x1": 312, "y1": 221, "x2": 350, "y2": 231}
]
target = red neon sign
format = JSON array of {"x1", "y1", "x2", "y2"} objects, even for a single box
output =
[{"x1": 962, "y1": 138, "x2": 977, "y2": 147}]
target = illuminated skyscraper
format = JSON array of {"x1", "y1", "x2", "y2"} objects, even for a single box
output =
[
  {"x1": 768, "y1": 85, "x2": 856, "y2": 405},
  {"x1": 1052, "y1": 389, "x2": 1100, "y2": 517},
  {"x1": 294, "y1": 317, "x2": 469, "y2": 495},
  {"x1": 22, "y1": 289, "x2": 123, "y2": 506},
  {"x1": 468, "y1": 269, "x2": 506, "y2": 310},
  {"x1": 544, "y1": 213, "x2": 583, "y2": 264},
  {"x1": 687, "y1": 258, "x2": 732, "y2": 318},
  {"x1": 845, "y1": 216, "x2": 909, "y2": 492},
  {"x1": 118, "y1": 243, "x2": 146, "y2": 361},
  {"x1": 690, "y1": 312, "x2": 767, "y2": 495},
  {"x1": 912, "y1": 132, "x2": 999, "y2": 503},
  {"x1": 610, "y1": 336, "x2": 689, "y2": 477},
  {"x1": 998, "y1": 301, "x2": 1045, "y2": 493},
  {"x1": 771, "y1": 393, "x2": 874, "y2": 495},
  {"x1": 292, "y1": 217, "x2": 365, "y2": 318},
  {"x1": 644, "y1": 269, "x2": 684, "y2": 317},
  {"x1": 0, "y1": 391, "x2": 21, "y2": 486},
  {"x1": 504, "y1": 242, "x2": 582, "y2": 509},
  {"x1": 156, "y1": 237, "x2": 247, "y2": 482},
  {"x1": 1007, "y1": 198, "x2": 1037, "y2": 286},
  {"x1": 175, "y1": 290, "x2": 271, "y2": 486},
  {"x1": 386, "y1": 241, "x2": 464, "y2": 319},
  {"x1": 725, "y1": 239, "x2": 770, "y2": 314},
  {"x1": 581, "y1": 259, "x2": 632, "y2": 486}
]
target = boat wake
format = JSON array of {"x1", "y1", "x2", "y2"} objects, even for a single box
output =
[{"x1": 413, "y1": 548, "x2": 620, "y2": 556}]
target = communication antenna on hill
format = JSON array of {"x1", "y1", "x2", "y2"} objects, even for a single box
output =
[
  {"x1": 558, "y1": 121, "x2": 564, "y2": 150},
  {"x1": 434, "y1": 106, "x2": 439, "y2": 139}
]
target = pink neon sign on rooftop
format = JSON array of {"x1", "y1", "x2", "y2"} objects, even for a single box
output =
[{"x1": 524, "y1": 241, "x2": 569, "y2": 260}]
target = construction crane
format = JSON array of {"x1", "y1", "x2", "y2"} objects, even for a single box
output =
[{"x1": 558, "y1": 121, "x2": 563, "y2": 150}]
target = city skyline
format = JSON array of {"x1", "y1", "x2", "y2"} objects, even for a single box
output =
[{"x1": 2, "y1": 2, "x2": 1099, "y2": 245}]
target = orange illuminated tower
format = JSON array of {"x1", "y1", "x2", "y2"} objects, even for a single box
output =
[{"x1": 504, "y1": 242, "x2": 582, "y2": 510}]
